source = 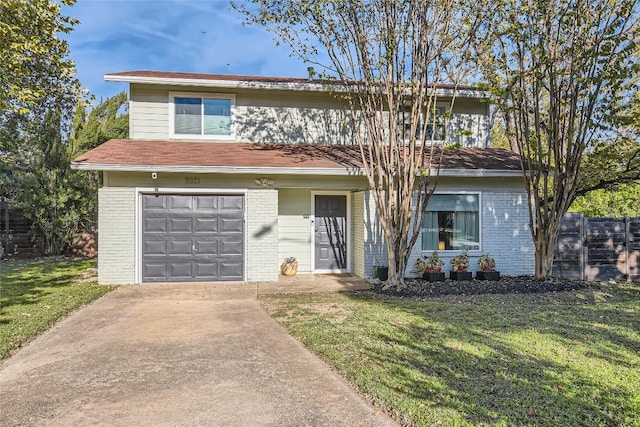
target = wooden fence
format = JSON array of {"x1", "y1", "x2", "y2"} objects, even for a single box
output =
[
  {"x1": 553, "y1": 213, "x2": 640, "y2": 281},
  {"x1": 0, "y1": 199, "x2": 44, "y2": 258}
]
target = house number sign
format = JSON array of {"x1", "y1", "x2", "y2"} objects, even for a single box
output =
[{"x1": 185, "y1": 176, "x2": 201, "y2": 185}]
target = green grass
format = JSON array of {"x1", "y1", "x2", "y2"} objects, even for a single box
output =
[
  {"x1": 261, "y1": 285, "x2": 640, "y2": 426},
  {"x1": 0, "y1": 258, "x2": 113, "y2": 359}
]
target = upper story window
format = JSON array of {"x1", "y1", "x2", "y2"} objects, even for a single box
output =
[
  {"x1": 398, "y1": 106, "x2": 446, "y2": 143},
  {"x1": 421, "y1": 193, "x2": 480, "y2": 251},
  {"x1": 170, "y1": 92, "x2": 235, "y2": 140}
]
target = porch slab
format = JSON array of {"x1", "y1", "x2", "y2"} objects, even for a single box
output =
[{"x1": 257, "y1": 274, "x2": 372, "y2": 294}]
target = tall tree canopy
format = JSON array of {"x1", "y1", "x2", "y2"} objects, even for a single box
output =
[
  {"x1": 0, "y1": 0, "x2": 81, "y2": 253},
  {"x1": 0, "y1": 0, "x2": 78, "y2": 114},
  {"x1": 0, "y1": 0, "x2": 80, "y2": 197},
  {"x1": 11, "y1": 94, "x2": 129, "y2": 255},
  {"x1": 570, "y1": 183, "x2": 640, "y2": 217},
  {"x1": 237, "y1": 0, "x2": 477, "y2": 287},
  {"x1": 472, "y1": 0, "x2": 639, "y2": 278}
]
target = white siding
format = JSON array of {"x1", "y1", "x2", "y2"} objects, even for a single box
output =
[
  {"x1": 234, "y1": 92, "x2": 354, "y2": 145},
  {"x1": 129, "y1": 86, "x2": 169, "y2": 140},
  {"x1": 352, "y1": 192, "x2": 366, "y2": 277},
  {"x1": 97, "y1": 187, "x2": 136, "y2": 284},
  {"x1": 246, "y1": 188, "x2": 279, "y2": 281},
  {"x1": 128, "y1": 83, "x2": 490, "y2": 147},
  {"x1": 362, "y1": 190, "x2": 388, "y2": 277},
  {"x1": 447, "y1": 97, "x2": 490, "y2": 148},
  {"x1": 277, "y1": 189, "x2": 312, "y2": 273}
]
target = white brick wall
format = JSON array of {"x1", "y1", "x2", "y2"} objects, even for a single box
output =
[
  {"x1": 480, "y1": 191, "x2": 535, "y2": 275},
  {"x1": 97, "y1": 187, "x2": 136, "y2": 284},
  {"x1": 246, "y1": 189, "x2": 279, "y2": 281}
]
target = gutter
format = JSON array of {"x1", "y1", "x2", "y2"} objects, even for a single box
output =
[{"x1": 70, "y1": 162, "x2": 522, "y2": 177}]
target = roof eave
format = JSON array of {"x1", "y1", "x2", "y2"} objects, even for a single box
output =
[
  {"x1": 436, "y1": 168, "x2": 523, "y2": 177},
  {"x1": 71, "y1": 162, "x2": 522, "y2": 177},
  {"x1": 104, "y1": 74, "x2": 486, "y2": 98},
  {"x1": 71, "y1": 162, "x2": 366, "y2": 176}
]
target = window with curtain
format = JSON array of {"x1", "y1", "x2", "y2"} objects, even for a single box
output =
[
  {"x1": 421, "y1": 194, "x2": 480, "y2": 251},
  {"x1": 173, "y1": 94, "x2": 233, "y2": 138}
]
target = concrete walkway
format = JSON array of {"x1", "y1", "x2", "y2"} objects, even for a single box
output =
[{"x1": 0, "y1": 280, "x2": 395, "y2": 427}]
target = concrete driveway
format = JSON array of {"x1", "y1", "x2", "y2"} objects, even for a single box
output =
[{"x1": 0, "y1": 283, "x2": 396, "y2": 427}]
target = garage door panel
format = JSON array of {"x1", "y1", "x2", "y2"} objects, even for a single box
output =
[
  {"x1": 195, "y1": 217, "x2": 218, "y2": 233},
  {"x1": 143, "y1": 195, "x2": 167, "y2": 210},
  {"x1": 144, "y1": 217, "x2": 167, "y2": 233},
  {"x1": 143, "y1": 262, "x2": 167, "y2": 280},
  {"x1": 221, "y1": 238, "x2": 243, "y2": 256},
  {"x1": 195, "y1": 262, "x2": 219, "y2": 279},
  {"x1": 196, "y1": 196, "x2": 218, "y2": 210},
  {"x1": 169, "y1": 262, "x2": 193, "y2": 279},
  {"x1": 196, "y1": 240, "x2": 218, "y2": 255},
  {"x1": 221, "y1": 217, "x2": 243, "y2": 233},
  {"x1": 142, "y1": 194, "x2": 244, "y2": 282},
  {"x1": 220, "y1": 195, "x2": 243, "y2": 211},
  {"x1": 220, "y1": 262, "x2": 243, "y2": 279},
  {"x1": 144, "y1": 240, "x2": 167, "y2": 256},
  {"x1": 168, "y1": 240, "x2": 193, "y2": 256},
  {"x1": 169, "y1": 195, "x2": 193, "y2": 210},
  {"x1": 169, "y1": 217, "x2": 193, "y2": 233}
]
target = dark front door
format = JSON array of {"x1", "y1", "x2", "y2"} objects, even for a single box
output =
[
  {"x1": 142, "y1": 194, "x2": 244, "y2": 282},
  {"x1": 314, "y1": 195, "x2": 347, "y2": 271}
]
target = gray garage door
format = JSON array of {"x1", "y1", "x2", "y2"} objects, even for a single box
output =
[{"x1": 142, "y1": 194, "x2": 244, "y2": 282}]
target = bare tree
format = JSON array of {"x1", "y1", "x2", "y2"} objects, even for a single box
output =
[
  {"x1": 236, "y1": 0, "x2": 476, "y2": 287},
  {"x1": 472, "y1": 0, "x2": 639, "y2": 278}
]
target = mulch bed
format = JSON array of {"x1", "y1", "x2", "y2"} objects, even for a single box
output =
[{"x1": 374, "y1": 276, "x2": 589, "y2": 297}]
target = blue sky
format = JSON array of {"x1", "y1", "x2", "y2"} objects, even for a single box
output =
[{"x1": 61, "y1": 0, "x2": 310, "y2": 102}]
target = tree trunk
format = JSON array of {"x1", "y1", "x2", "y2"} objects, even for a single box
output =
[
  {"x1": 533, "y1": 211, "x2": 561, "y2": 279},
  {"x1": 534, "y1": 233, "x2": 556, "y2": 278},
  {"x1": 381, "y1": 231, "x2": 409, "y2": 290}
]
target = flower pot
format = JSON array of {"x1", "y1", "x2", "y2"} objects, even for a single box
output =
[
  {"x1": 450, "y1": 271, "x2": 472, "y2": 281},
  {"x1": 281, "y1": 262, "x2": 298, "y2": 276},
  {"x1": 374, "y1": 266, "x2": 389, "y2": 281},
  {"x1": 423, "y1": 271, "x2": 445, "y2": 282},
  {"x1": 476, "y1": 271, "x2": 500, "y2": 281}
]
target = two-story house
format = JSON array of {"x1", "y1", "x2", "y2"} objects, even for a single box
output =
[{"x1": 72, "y1": 71, "x2": 534, "y2": 284}]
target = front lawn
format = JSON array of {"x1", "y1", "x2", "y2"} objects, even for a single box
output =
[
  {"x1": 0, "y1": 258, "x2": 113, "y2": 359},
  {"x1": 261, "y1": 284, "x2": 640, "y2": 426}
]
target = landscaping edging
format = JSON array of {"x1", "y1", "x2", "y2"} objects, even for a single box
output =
[{"x1": 373, "y1": 276, "x2": 589, "y2": 297}]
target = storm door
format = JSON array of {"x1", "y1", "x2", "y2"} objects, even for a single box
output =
[{"x1": 314, "y1": 195, "x2": 347, "y2": 271}]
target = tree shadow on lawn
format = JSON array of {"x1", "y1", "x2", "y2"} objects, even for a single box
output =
[
  {"x1": 0, "y1": 259, "x2": 96, "y2": 321},
  {"x1": 344, "y1": 288, "x2": 640, "y2": 426}
]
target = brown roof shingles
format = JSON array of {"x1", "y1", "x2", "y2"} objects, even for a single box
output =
[{"x1": 72, "y1": 139, "x2": 523, "y2": 173}]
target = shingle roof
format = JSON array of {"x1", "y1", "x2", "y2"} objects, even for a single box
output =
[{"x1": 72, "y1": 139, "x2": 523, "y2": 176}]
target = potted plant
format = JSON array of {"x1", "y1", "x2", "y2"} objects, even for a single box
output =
[
  {"x1": 477, "y1": 253, "x2": 500, "y2": 280},
  {"x1": 450, "y1": 250, "x2": 472, "y2": 280},
  {"x1": 281, "y1": 257, "x2": 298, "y2": 276},
  {"x1": 415, "y1": 251, "x2": 445, "y2": 282},
  {"x1": 373, "y1": 265, "x2": 389, "y2": 281}
]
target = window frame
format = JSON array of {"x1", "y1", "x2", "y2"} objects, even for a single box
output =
[
  {"x1": 420, "y1": 192, "x2": 482, "y2": 253},
  {"x1": 169, "y1": 91, "x2": 236, "y2": 141}
]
